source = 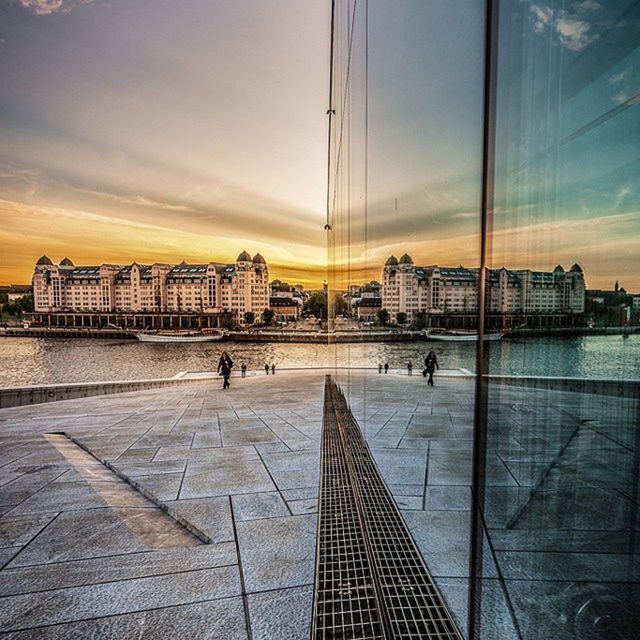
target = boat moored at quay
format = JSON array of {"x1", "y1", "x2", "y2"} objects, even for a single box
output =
[
  {"x1": 133, "y1": 330, "x2": 226, "y2": 343},
  {"x1": 424, "y1": 328, "x2": 505, "y2": 342}
]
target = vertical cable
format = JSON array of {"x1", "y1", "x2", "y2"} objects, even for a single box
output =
[{"x1": 469, "y1": 0, "x2": 499, "y2": 638}]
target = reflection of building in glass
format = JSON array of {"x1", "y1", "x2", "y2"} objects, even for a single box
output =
[
  {"x1": 32, "y1": 252, "x2": 270, "y2": 317},
  {"x1": 586, "y1": 283, "x2": 639, "y2": 326},
  {"x1": 381, "y1": 253, "x2": 585, "y2": 321}
]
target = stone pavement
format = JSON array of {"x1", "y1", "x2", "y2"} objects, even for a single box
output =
[{"x1": 0, "y1": 370, "x2": 637, "y2": 638}]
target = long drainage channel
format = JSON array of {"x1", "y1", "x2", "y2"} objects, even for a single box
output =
[{"x1": 312, "y1": 376, "x2": 463, "y2": 640}]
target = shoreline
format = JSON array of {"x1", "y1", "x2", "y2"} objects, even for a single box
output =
[{"x1": 0, "y1": 325, "x2": 638, "y2": 342}]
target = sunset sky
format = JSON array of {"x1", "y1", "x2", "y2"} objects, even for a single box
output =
[{"x1": 1, "y1": 0, "x2": 638, "y2": 290}]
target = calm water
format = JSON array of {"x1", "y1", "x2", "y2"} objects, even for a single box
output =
[{"x1": 0, "y1": 335, "x2": 638, "y2": 387}]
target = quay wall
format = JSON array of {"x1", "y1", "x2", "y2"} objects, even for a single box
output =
[
  {"x1": 2, "y1": 326, "x2": 638, "y2": 342},
  {"x1": 0, "y1": 375, "x2": 217, "y2": 409},
  {"x1": 482, "y1": 374, "x2": 639, "y2": 399},
  {"x1": 1, "y1": 368, "x2": 637, "y2": 409}
]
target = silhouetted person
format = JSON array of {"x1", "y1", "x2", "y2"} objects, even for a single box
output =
[
  {"x1": 241, "y1": 363, "x2": 247, "y2": 378},
  {"x1": 378, "y1": 363, "x2": 382, "y2": 374},
  {"x1": 384, "y1": 363, "x2": 389, "y2": 374},
  {"x1": 407, "y1": 361, "x2": 413, "y2": 376},
  {"x1": 217, "y1": 351, "x2": 233, "y2": 390},
  {"x1": 424, "y1": 350, "x2": 439, "y2": 387},
  {"x1": 271, "y1": 363, "x2": 276, "y2": 375},
  {"x1": 265, "y1": 363, "x2": 269, "y2": 375}
]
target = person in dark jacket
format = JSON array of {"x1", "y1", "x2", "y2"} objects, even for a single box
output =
[
  {"x1": 407, "y1": 361, "x2": 413, "y2": 376},
  {"x1": 424, "y1": 350, "x2": 439, "y2": 387},
  {"x1": 264, "y1": 363, "x2": 270, "y2": 375},
  {"x1": 241, "y1": 363, "x2": 247, "y2": 378},
  {"x1": 271, "y1": 363, "x2": 276, "y2": 375},
  {"x1": 384, "y1": 362, "x2": 389, "y2": 374},
  {"x1": 217, "y1": 351, "x2": 233, "y2": 390}
]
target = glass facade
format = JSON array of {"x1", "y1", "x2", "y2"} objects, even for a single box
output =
[{"x1": 327, "y1": 1, "x2": 639, "y2": 638}]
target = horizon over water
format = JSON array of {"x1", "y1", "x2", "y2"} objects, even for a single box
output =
[{"x1": 0, "y1": 334, "x2": 638, "y2": 387}]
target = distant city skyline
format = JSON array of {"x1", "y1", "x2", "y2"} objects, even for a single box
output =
[{"x1": 1, "y1": 1, "x2": 637, "y2": 290}]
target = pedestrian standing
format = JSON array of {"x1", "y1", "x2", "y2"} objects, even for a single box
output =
[
  {"x1": 378, "y1": 363, "x2": 382, "y2": 374},
  {"x1": 241, "y1": 363, "x2": 247, "y2": 378},
  {"x1": 217, "y1": 351, "x2": 234, "y2": 390},
  {"x1": 384, "y1": 362, "x2": 389, "y2": 374},
  {"x1": 424, "y1": 350, "x2": 439, "y2": 387},
  {"x1": 408, "y1": 361, "x2": 413, "y2": 376},
  {"x1": 271, "y1": 363, "x2": 276, "y2": 375},
  {"x1": 264, "y1": 363, "x2": 269, "y2": 375}
]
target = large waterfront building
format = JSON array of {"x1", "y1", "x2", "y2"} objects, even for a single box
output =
[
  {"x1": 32, "y1": 252, "x2": 269, "y2": 326},
  {"x1": 381, "y1": 254, "x2": 585, "y2": 324}
]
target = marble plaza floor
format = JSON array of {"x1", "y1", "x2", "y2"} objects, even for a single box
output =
[{"x1": 0, "y1": 370, "x2": 637, "y2": 639}]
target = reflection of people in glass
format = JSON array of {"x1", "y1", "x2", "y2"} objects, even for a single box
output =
[
  {"x1": 217, "y1": 351, "x2": 233, "y2": 390},
  {"x1": 424, "y1": 350, "x2": 438, "y2": 387}
]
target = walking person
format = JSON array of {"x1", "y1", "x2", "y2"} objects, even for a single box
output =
[
  {"x1": 241, "y1": 363, "x2": 247, "y2": 378},
  {"x1": 407, "y1": 361, "x2": 413, "y2": 376},
  {"x1": 264, "y1": 363, "x2": 269, "y2": 375},
  {"x1": 271, "y1": 363, "x2": 276, "y2": 375},
  {"x1": 378, "y1": 363, "x2": 382, "y2": 374},
  {"x1": 384, "y1": 362, "x2": 389, "y2": 374},
  {"x1": 217, "y1": 351, "x2": 234, "y2": 390},
  {"x1": 424, "y1": 350, "x2": 439, "y2": 387}
]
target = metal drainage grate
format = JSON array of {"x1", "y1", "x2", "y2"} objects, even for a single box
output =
[{"x1": 312, "y1": 377, "x2": 463, "y2": 640}]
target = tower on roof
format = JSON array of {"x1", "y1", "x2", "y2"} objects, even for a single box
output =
[
  {"x1": 237, "y1": 250, "x2": 252, "y2": 262},
  {"x1": 36, "y1": 255, "x2": 53, "y2": 266}
]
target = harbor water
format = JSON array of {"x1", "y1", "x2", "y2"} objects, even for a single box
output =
[{"x1": 0, "y1": 334, "x2": 638, "y2": 387}]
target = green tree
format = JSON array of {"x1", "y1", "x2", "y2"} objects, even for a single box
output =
[
  {"x1": 376, "y1": 308, "x2": 390, "y2": 325},
  {"x1": 262, "y1": 308, "x2": 275, "y2": 325},
  {"x1": 219, "y1": 313, "x2": 237, "y2": 330},
  {"x1": 396, "y1": 312, "x2": 407, "y2": 325},
  {"x1": 244, "y1": 311, "x2": 255, "y2": 325},
  {"x1": 333, "y1": 293, "x2": 348, "y2": 317},
  {"x1": 15, "y1": 295, "x2": 34, "y2": 313},
  {"x1": 412, "y1": 311, "x2": 428, "y2": 330},
  {"x1": 304, "y1": 291, "x2": 327, "y2": 320}
]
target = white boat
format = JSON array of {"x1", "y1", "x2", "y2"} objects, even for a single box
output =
[
  {"x1": 134, "y1": 330, "x2": 225, "y2": 343},
  {"x1": 424, "y1": 329, "x2": 505, "y2": 342}
]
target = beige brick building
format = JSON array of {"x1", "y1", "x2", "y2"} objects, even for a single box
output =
[
  {"x1": 32, "y1": 252, "x2": 270, "y2": 320},
  {"x1": 381, "y1": 254, "x2": 585, "y2": 322}
]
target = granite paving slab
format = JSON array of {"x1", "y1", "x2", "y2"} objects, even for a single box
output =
[{"x1": 0, "y1": 370, "x2": 634, "y2": 638}]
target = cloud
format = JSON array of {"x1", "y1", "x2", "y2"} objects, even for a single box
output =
[
  {"x1": 17, "y1": 0, "x2": 93, "y2": 15},
  {"x1": 75, "y1": 188, "x2": 197, "y2": 213},
  {"x1": 555, "y1": 15, "x2": 597, "y2": 51},
  {"x1": 609, "y1": 67, "x2": 633, "y2": 84},
  {"x1": 530, "y1": 5, "x2": 553, "y2": 33},
  {"x1": 612, "y1": 91, "x2": 640, "y2": 105},
  {"x1": 528, "y1": 3, "x2": 599, "y2": 51},
  {"x1": 573, "y1": 0, "x2": 600, "y2": 13}
]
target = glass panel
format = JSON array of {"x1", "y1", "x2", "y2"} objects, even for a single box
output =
[
  {"x1": 476, "y1": 1, "x2": 640, "y2": 638},
  {"x1": 327, "y1": 1, "x2": 486, "y2": 635}
]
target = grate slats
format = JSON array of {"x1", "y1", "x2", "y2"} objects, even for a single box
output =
[{"x1": 311, "y1": 376, "x2": 464, "y2": 640}]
